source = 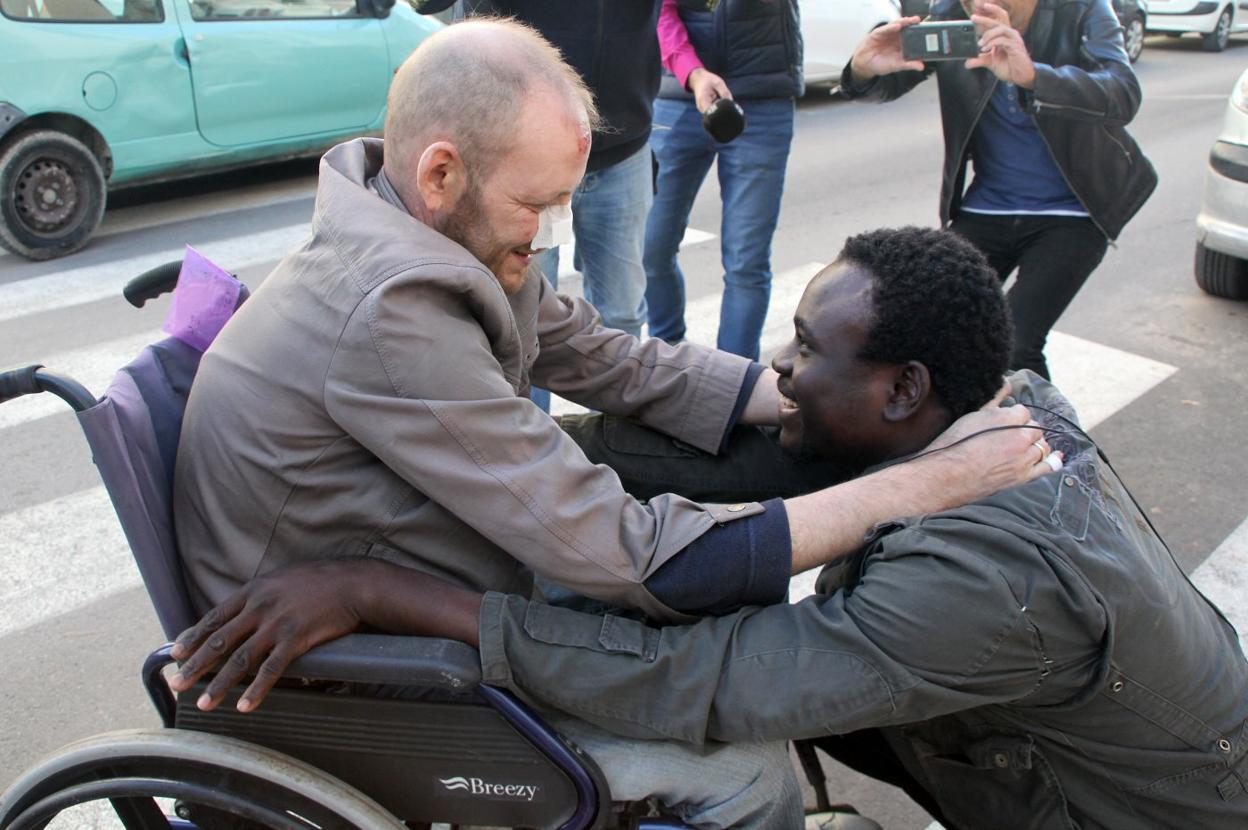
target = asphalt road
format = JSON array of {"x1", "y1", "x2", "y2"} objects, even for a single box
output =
[{"x1": 1, "y1": 33, "x2": 1246, "y2": 829}]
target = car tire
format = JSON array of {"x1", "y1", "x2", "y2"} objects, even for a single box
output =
[
  {"x1": 0, "y1": 129, "x2": 107, "y2": 261},
  {"x1": 1202, "y1": 6, "x2": 1233, "y2": 51},
  {"x1": 1195, "y1": 241, "x2": 1248, "y2": 300},
  {"x1": 1123, "y1": 15, "x2": 1145, "y2": 61}
]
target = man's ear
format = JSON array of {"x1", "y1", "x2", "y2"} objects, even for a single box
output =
[
  {"x1": 415, "y1": 141, "x2": 469, "y2": 214},
  {"x1": 882, "y1": 361, "x2": 931, "y2": 422}
]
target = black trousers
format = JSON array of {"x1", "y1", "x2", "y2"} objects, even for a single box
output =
[
  {"x1": 557, "y1": 413, "x2": 852, "y2": 503},
  {"x1": 814, "y1": 729, "x2": 964, "y2": 830},
  {"x1": 950, "y1": 212, "x2": 1109, "y2": 380}
]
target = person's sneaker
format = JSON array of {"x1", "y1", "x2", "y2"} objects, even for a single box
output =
[{"x1": 804, "y1": 811, "x2": 884, "y2": 830}]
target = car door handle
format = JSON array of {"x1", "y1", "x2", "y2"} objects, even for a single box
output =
[{"x1": 174, "y1": 37, "x2": 191, "y2": 66}]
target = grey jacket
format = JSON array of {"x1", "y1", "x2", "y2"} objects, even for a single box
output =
[
  {"x1": 174, "y1": 137, "x2": 760, "y2": 622},
  {"x1": 478, "y1": 374, "x2": 1248, "y2": 828}
]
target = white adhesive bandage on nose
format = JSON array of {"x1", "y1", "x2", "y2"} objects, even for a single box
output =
[{"x1": 532, "y1": 203, "x2": 573, "y2": 251}]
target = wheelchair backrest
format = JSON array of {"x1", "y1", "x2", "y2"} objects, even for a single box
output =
[{"x1": 77, "y1": 335, "x2": 207, "y2": 639}]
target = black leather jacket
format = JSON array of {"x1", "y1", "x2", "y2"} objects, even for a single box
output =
[{"x1": 840, "y1": 0, "x2": 1157, "y2": 240}]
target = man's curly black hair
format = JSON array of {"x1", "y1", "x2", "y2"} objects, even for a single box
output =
[{"x1": 838, "y1": 226, "x2": 1013, "y2": 419}]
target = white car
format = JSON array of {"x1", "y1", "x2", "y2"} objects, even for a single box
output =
[
  {"x1": 1195, "y1": 67, "x2": 1248, "y2": 299},
  {"x1": 801, "y1": 0, "x2": 901, "y2": 85},
  {"x1": 1146, "y1": 0, "x2": 1245, "y2": 51}
]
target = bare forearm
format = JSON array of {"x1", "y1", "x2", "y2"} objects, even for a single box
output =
[
  {"x1": 786, "y1": 459, "x2": 949, "y2": 572},
  {"x1": 350, "y1": 560, "x2": 483, "y2": 648},
  {"x1": 785, "y1": 403, "x2": 1053, "y2": 573}
]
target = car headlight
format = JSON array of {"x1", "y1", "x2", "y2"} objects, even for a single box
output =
[{"x1": 1233, "y1": 71, "x2": 1248, "y2": 113}]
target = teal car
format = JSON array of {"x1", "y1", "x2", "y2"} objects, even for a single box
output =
[{"x1": 0, "y1": 0, "x2": 440, "y2": 260}]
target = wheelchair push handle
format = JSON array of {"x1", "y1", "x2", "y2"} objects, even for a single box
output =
[
  {"x1": 0, "y1": 364, "x2": 43, "y2": 405},
  {"x1": 123, "y1": 260, "x2": 184, "y2": 308},
  {"x1": 0, "y1": 364, "x2": 96, "y2": 411}
]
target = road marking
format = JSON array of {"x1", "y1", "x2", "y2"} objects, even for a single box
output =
[
  {"x1": 0, "y1": 225, "x2": 311, "y2": 323},
  {"x1": 0, "y1": 329, "x2": 163, "y2": 431},
  {"x1": 1044, "y1": 333, "x2": 1177, "y2": 430},
  {"x1": 0, "y1": 486, "x2": 136, "y2": 641},
  {"x1": 1191, "y1": 514, "x2": 1248, "y2": 642},
  {"x1": 0, "y1": 226, "x2": 717, "y2": 325}
]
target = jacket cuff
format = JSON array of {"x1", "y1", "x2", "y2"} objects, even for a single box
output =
[
  {"x1": 644, "y1": 498, "x2": 791, "y2": 615},
  {"x1": 839, "y1": 62, "x2": 880, "y2": 98},
  {"x1": 670, "y1": 347, "x2": 755, "y2": 454},
  {"x1": 1026, "y1": 63, "x2": 1062, "y2": 113},
  {"x1": 719, "y1": 362, "x2": 767, "y2": 452}
]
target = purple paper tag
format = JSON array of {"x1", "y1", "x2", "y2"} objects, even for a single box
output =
[{"x1": 162, "y1": 246, "x2": 242, "y2": 352}]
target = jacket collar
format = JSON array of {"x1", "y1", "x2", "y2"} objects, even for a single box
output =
[{"x1": 313, "y1": 138, "x2": 491, "y2": 291}]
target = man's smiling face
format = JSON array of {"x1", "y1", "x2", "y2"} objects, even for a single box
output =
[
  {"x1": 772, "y1": 262, "x2": 899, "y2": 468},
  {"x1": 441, "y1": 88, "x2": 588, "y2": 293}
]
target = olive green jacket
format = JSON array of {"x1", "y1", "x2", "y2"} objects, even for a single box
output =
[{"x1": 479, "y1": 374, "x2": 1248, "y2": 829}]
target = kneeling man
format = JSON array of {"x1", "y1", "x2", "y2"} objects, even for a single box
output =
[{"x1": 175, "y1": 227, "x2": 1248, "y2": 829}]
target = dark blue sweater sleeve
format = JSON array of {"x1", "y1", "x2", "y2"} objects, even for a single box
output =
[
  {"x1": 719, "y1": 362, "x2": 767, "y2": 452},
  {"x1": 643, "y1": 498, "x2": 792, "y2": 615}
]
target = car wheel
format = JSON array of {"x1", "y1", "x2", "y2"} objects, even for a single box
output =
[
  {"x1": 1195, "y1": 241, "x2": 1248, "y2": 299},
  {"x1": 0, "y1": 129, "x2": 106, "y2": 261},
  {"x1": 1202, "y1": 6, "x2": 1233, "y2": 51},
  {"x1": 1123, "y1": 15, "x2": 1145, "y2": 61}
]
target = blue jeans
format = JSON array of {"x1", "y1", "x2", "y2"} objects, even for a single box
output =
[
  {"x1": 535, "y1": 144, "x2": 652, "y2": 336},
  {"x1": 644, "y1": 96, "x2": 795, "y2": 361},
  {"x1": 532, "y1": 144, "x2": 652, "y2": 411}
]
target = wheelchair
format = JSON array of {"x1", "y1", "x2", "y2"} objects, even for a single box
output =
[{"x1": 0, "y1": 259, "x2": 861, "y2": 830}]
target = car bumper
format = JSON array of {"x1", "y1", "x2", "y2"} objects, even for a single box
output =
[
  {"x1": 1146, "y1": 1, "x2": 1222, "y2": 33},
  {"x1": 1198, "y1": 141, "x2": 1248, "y2": 259}
]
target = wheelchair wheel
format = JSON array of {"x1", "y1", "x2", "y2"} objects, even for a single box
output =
[{"x1": 0, "y1": 729, "x2": 408, "y2": 830}]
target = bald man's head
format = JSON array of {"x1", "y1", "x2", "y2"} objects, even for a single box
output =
[{"x1": 384, "y1": 19, "x2": 599, "y2": 197}]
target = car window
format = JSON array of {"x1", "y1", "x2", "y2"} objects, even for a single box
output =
[
  {"x1": 0, "y1": 0, "x2": 161, "y2": 20},
  {"x1": 188, "y1": 0, "x2": 358, "y2": 20}
]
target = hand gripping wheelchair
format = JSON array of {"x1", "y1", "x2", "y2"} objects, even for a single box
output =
[{"x1": 0, "y1": 259, "x2": 857, "y2": 830}]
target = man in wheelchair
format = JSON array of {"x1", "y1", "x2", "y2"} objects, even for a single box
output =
[
  {"x1": 169, "y1": 20, "x2": 1053, "y2": 829},
  {"x1": 175, "y1": 227, "x2": 1248, "y2": 830}
]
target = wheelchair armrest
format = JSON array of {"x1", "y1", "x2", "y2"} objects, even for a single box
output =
[{"x1": 285, "y1": 633, "x2": 482, "y2": 691}]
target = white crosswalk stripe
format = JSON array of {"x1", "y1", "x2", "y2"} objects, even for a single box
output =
[
  {"x1": 0, "y1": 329, "x2": 162, "y2": 431},
  {"x1": 0, "y1": 486, "x2": 133, "y2": 641},
  {"x1": 0, "y1": 226, "x2": 312, "y2": 323}
]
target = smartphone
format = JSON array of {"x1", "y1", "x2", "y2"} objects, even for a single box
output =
[{"x1": 901, "y1": 21, "x2": 980, "y2": 61}]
